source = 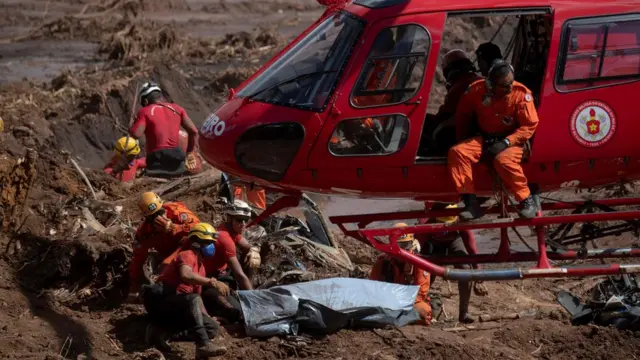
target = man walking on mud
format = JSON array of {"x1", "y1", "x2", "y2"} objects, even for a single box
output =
[{"x1": 129, "y1": 81, "x2": 199, "y2": 178}]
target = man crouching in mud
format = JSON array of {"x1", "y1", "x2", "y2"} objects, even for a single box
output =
[{"x1": 142, "y1": 223, "x2": 228, "y2": 358}]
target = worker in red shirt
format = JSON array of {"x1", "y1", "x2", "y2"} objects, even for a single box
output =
[
  {"x1": 422, "y1": 49, "x2": 484, "y2": 155},
  {"x1": 416, "y1": 203, "x2": 489, "y2": 324},
  {"x1": 141, "y1": 223, "x2": 228, "y2": 357},
  {"x1": 449, "y1": 60, "x2": 539, "y2": 220},
  {"x1": 129, "y1": 81, "x2": 199, "y2": 178},
  {"x1": 201, "y1": 200, "x2": 256, "y2": 323},
  {"x1": 370, "y1": 223, "x2": 432, "y2": 325},
  {"x1": 127, "y1": 192, "x2": 200, "y2": 301},
  {"x1": 104, "y1": 137, "x2": 146, "y2": 182}
]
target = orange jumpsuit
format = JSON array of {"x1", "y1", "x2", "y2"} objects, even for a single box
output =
[
  {"x1": 129, "y1": 202, "x2": 200, "y2": 292},
  {"x1": 448, "y1": 80, "x2": 539, "y2": 201},
  {"x1": 437, "y1": 72, "x2": 484, "y2": 120},
  {"x1": 232, "y1": 184, "x2": 266, "y2": 210},
  {"x1": 370, "y1": 255, "x2": 432, "y2": 324}
]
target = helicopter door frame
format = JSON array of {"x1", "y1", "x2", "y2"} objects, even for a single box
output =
[{"x1": 306, "y1": 12, "x2": 446, "y2": 171}]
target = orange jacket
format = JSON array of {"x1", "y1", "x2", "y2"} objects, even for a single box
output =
[
  {"x1": 129, "y1": 202, "x2": 200, "y2": 292},
  {"x1": 232, "y1": 184, "x2": 266, "y2": 210},
  {"x1": 370, "y1": 255, "x2": 431, "y2": 305},
  {"x1": 352, "y1": 59, "x2": 398, "y2": 107},
  {"x1": 455, "y1": 80, "x2": 539, "y2": 145},
  {"x1": 437, "y1": 72, "x2": 483, "y2": 119}
]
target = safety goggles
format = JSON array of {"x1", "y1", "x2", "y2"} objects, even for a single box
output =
[{"x1": 232, "y1": 215, "x2": 251, "y2": 223}]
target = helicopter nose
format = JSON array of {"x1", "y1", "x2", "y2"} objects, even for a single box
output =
[{"x1": 198, "y1": 100, "x2": 306, "y2": 183}]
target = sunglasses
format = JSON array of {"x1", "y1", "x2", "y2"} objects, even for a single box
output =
[{"x1": 233, "y1": 216, "x2": 251, "y2": 223}]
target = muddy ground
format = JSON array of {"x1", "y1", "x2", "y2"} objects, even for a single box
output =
[{"x1": 1, "y1": 0, "x2": 640, "y2": 359}]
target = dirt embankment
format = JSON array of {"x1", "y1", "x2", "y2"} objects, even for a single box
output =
[{"x1": 1, "y1": 2, "x2": 640, "y2": 359}]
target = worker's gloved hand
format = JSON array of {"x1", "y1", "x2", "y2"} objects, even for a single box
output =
[
  {"x1": 473, "y1": 281, "x2": 489, "y2": 296},
  {"x1": 153, "y1": 216, "x2": 174, "y2": 233},
  {"x1": 209, "y1": 278, "x2": 230, "y2": 296},
  {"x1": 486, "y1": 139, "x2": 509, "y2": 157},
  {"x1": 185, "y1": 152, "x2": 197, "y2": 171},
  {"x1": 126, "y1": 291, "x2": 141, "y2": 304},
  {"x1": 244, "y1": 246, "x2": 261, "y2": 269}
]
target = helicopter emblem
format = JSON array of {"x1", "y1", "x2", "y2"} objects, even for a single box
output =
[{"x1": 570, "y1": 100, "x2": 616, "y2": 148}]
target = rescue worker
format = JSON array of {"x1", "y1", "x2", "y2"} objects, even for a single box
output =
[
  {"x1": 201, "y1": 200, "x2": 257, "y2": 323},
  {"x1": 103, "y1": 137, "x2": 146, "y2": 182},
  {"x1": 142, "y1": 223, "x2": 228, "y2": 357},
  {"x1": 416, "y1": 203, "x2": 489, "y2": 324},
  {"x1": 475, "y1": 42, "x2": 503, "y2": 77},
  {"x1": 448, "y1": 59, "x2": 539, "y2": 220},
  {"x1": 129, "y1": 81, "x2": 199, "y2": 178},
  {"x1": 422, "y1": 49, "x2": 484, "y2": 155},
  {"x1": 128, "y1": 192, "x2": 200, "y2": 301},
  {"x1": 370, "y1": 223, "x2": 432, "y2": 325}
]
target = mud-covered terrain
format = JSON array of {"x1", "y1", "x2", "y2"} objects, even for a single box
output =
[{"x1": 1, "y1": 1, "x2": 640, "y2": 359}]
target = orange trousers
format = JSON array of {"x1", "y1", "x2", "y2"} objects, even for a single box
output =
[{"x1": 448, "y1": 136, "x2": 530, "y2": 201}]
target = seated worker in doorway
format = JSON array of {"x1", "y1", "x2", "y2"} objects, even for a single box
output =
[
  {"x1": 104, "y1": 137, "x2": 146, "y2": 182},
  {"x1": 201, "y1": 200, "x2": 256, "y2": 324},
  {"x1": 142, "y1": 223, "x2": 227, "y2": 357},
  {"x1": 129, "y1": 81, "x2": 199, "y2": 178},
  {"x1": 448, "y1": 60, "x2": 539, "y2": 220},
  {"x1": 416, "y1": 203, "x2": 489, "y2": 324},
  {"x1": 370, "y1": 223, "x2": 432, "y2": 325},
  {"x1": 475, "y1": 42, "x2": 503, "y2": 77},
  {"x1": 128, "y1": 192, "x2": 200, "y2": 302},
  {"x1": 421, "y1": 49, "x2": 484, "y2": 156}
]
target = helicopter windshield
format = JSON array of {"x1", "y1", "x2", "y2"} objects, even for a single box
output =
[{"x1": 236, "y1": 11, "x2": 365, "y2": 112}]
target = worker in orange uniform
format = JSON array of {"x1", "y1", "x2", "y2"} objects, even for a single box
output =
[
  {"x1": 231, "y1": 181, "x2": 266, "y2": 211},
  {"x1": 142, "y1": 223, "x2": 228, "y2": 357},
  {"x1": 104, "y1": 137, "x2": 146, "y2": 182},
  {"x1": 422, "y1": 49, "x2": 484, "y2": 155},
  {"x1": 416, "y1": 203, "x2": 489, "y2": 324},
  {"x1": 448, "y1": 59, "x2": 539, "y2": 220},
  {"x1": 201, "y1": 200, "x2": 256, "y2": 323},
  {"x1": 370, "y1": 223, "x2": 432, "y2": 325},
  {"x1": 127, "y1": 192, "x2": 200, "y2": 302},
  {"x1": 129, "y1": 82, "x2": 199, "y2": 178}
]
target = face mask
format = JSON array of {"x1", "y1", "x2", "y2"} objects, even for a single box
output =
[{"x1": 200, "y1": 243, "x2": 216, "y2": 257}]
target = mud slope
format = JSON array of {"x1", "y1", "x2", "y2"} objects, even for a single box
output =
[{"x1": 1, "y1": 1, "x2": 639, "y2": 359}]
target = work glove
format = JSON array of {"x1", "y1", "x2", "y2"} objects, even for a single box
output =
[
  {"x1": 486, "y1": 139, "x2": 509, "y2": 157},
  {"x1": 153, "y1": 216, "x2": 174, "y2": 233},
  {"x1": 244, "y1": 246, "x2": 261, "y2": 269},
  {"x1": 209, "y1": 278, "x2": 230, "y2": 296},
  {"x1": 185, "y1": 152, "x2": 197, "y2": 171}
]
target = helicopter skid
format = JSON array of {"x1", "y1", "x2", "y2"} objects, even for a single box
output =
[{"x1": 330, "y1": 197, "x2": 640, "y2": 281}]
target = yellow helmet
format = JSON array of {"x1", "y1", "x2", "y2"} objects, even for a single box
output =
[
  {"x1": 138, "y1": 192, "x2": 164, "y2": 217},
  {"x1": 188, "y1": 223, "x2": 218, "y2": 242},
  {"x1": 114, "y1": 137, "x2": 141, "y2": 157},
  {"x1": 394, "y1": 222, "x2": 415, "y2": 242},
  {"x1": 435, "y1": 204, "x2": 458, "y2": 224}
]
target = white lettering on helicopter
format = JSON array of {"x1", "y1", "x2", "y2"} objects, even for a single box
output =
[{"x1": 201, "y1": 113, "x2": 226, "y2": 139}]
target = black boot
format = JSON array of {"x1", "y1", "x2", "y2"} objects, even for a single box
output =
[
  {"x1": 459, "y1": 194, "x2": 484, "y2": 221},
  {"x1": 195, "y1": 341, "x2": 227, "y2": 358},
  {"x1": 145, "y1": 324, "x2": 172, "y2": 352},
  {"x1": 519, "y1": 195, "x2": 538, "y2": 219}
]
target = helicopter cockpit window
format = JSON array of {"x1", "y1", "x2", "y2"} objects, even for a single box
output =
[
  {"x1": 351, "y1": 24, "x2": 430, "y2": 108},
  {"x1": 329, "y1": 115, "x2": 409, "y2": 156},
  {"x1": 235, "y1": 11, "x2": 364, "y2": 112}
]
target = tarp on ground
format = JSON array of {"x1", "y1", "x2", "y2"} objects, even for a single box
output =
[{"x1": 237, "y1": 277, "x2": 421, "y2": 337}]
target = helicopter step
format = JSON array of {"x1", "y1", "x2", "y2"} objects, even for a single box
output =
[{"x1": 330, "y1": 197, "x2": 640, "y2": 281}]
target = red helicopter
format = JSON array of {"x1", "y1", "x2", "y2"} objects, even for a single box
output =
[{"x1": 198, "y1": 0, "x2": 640, "y2": 281}]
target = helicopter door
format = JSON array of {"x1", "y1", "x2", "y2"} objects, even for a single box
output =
[{"x1": 307, "y1": 13, "x2": 445, "y2": 174}]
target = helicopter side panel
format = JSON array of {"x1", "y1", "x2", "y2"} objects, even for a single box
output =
[{"x1": 531, "y1": 5, "x2": 640, "y2": 164}]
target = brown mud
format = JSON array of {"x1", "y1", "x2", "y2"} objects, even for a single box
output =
[{"x1": 1, "y1": 1, "x2": 640, "y2": 359}]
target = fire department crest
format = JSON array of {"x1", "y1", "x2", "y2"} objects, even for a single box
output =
[{"x1": 569, "y1": 100, "x2": 616, "y2": 148}]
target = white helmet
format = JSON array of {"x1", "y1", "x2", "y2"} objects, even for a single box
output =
[
  {"x1": 225, "y1": 199, "x2": 252, "y2": 218},
  {"x1": 139, "y1": 81, "x2": 162, "y2": 98}
]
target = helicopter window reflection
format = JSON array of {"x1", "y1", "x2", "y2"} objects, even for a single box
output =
[
  {"x1": 235, "y1": 11, "x2": 365, "y2": 111},
  {"x1": 351, "y1": 24, "x2": 430, "y2": 107},
  {"x1": 559, "y1": 16, "x2": 640, "y2": 91},
  {"x1": 329, "y1": 115, "x2": 409, "y2": 156}
]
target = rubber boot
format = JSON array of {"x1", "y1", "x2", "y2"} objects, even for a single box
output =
[
  {"x1": 145, "y1": 324, "x2": 172, "y2": 352},
  {"x1": 519, "y1": 195, "x2": 538, "y2": 219},
  {"x1": 195, "y1": 341, "x2": 227, "y2": 359},
  {"x1": 458, "y1": 280, "x2": 474, "y2": 323},
  {"x1": 459, "y1": 194, "x2": 484, "y2": 221}
]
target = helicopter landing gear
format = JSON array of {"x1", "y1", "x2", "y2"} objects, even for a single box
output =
[{"x1": 330, "y1": 197, "x2": 640, "y2": 281}]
